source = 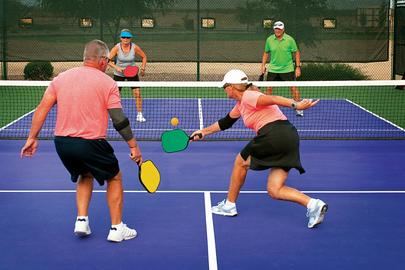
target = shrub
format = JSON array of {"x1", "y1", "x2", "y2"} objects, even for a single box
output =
[
  {"x1": 24, "y1": 61, "x2": 54, "y2": 80},
  {"x1": 299, "y1": 63, "x2": 369, "y2": 81}
]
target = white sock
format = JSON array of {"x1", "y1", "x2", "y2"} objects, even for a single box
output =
[
  {"x1": 111, "y1": 222, "x2": 123, "y2": 229},
  {"x1": 307, "y1": 198, "x2": 317, "y2": 210},
  {"x1": 77, "y1": 216, "x2": 88, "y2": 222},
  {"x1": 225, "y1": 199, "x2": 235, "y2": 207},
  {"x1": 137, "y1": 112, "x2": 143, "y2": 116}
]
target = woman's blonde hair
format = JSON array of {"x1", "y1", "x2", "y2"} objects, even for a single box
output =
[{"x1": 232, "y1": 83, "x2": 249, "y2": 91}]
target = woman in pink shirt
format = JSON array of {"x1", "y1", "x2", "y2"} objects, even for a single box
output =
[{"x1": 191, "y1": 69, "x2": 328, "y2": 229}]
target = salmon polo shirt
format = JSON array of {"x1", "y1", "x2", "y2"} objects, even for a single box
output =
[{"x1": 45, "y1": 66, "x2": 121, "y2": 139}]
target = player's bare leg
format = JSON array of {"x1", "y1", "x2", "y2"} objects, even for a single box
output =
[
  {"x1": 267, "y1": 168, "x2": 328, "y2": 228},
  {"x1": 227, "y1": 154, "x2": 250, "y2": 203},
  {"x1": 266, "y1": 168, "x2": 310, "y2": 207},
  {"x1": 291, "y1": 86, "x2": 304, "y2": 116},
  {"x1": 291, "y1": 86, "x2": 301, "y2": 101},
  {"x1": 76, "y1": 173, "x2": 94, "y2": 216},
  {"x1": 106, "y1": 171, "x2": 137, "y2": 242},
  {"x1": 133, "y1": 88, "x2": 145, "y2": 122},
  {"x1": 211, "y1": 154, "x2": 249, "y2": 216},
  {"x1": 106, "y1": 171, "x2": 123, "y2": 225},
  {"x1": 74, "y1": 173, "x2": 94, "y2": 236}
]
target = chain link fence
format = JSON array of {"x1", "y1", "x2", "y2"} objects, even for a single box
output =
[{"x1": 0, "y1": 0, "x2": 393, "y2": 80}]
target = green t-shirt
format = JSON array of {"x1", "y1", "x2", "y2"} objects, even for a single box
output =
[{"x1": 264, "y1": 33, "x2": 298, "y2": 73}]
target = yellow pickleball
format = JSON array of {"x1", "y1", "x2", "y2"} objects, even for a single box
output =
[{"x1": 170, "y1": 117, "x2": 179, "y2": 127}]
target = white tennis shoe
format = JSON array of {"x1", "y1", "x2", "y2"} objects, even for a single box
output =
[
  {"x1": 211, "y1": 200, "x2": 238, "y2": 217},
  {"x1": 74, "y1": 217, "x2": 91, "y2": 236},
  {"x1": 306, "y1": 199, "x2": 328, "y2": 228},
  {"x1": 136, "y1": 112, "x2": 146, "y2": 122},
  {"x1": 107, "y1": 223, "x2": 137, "y2": 242},
  {"x1": 296, "y1": 110, "x2": 304, "y2": 117}
]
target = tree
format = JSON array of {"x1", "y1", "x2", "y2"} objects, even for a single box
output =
[
  {"x1": 2, "y1": 0, "x2": 32, "y2": 30},
  {"x1": 236, "y1": 0, "x2": 263, "y2": 32}
]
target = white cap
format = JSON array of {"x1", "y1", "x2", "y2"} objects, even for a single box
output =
[
  {"x1": 221, "y1": 69, "x2": 249, "y2": 87},
  {"x1": 273, "y1": 21, "x2": 284, "y2": 30}
]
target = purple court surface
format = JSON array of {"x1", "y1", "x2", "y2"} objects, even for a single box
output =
[{"x1": 1, "y1": 139, "x2": 405, "y2": 270}]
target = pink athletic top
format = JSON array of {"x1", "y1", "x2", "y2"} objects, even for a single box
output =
[
  {"x1": 230, "y1": 90, "x2": 287, "y2": 133},
  {"x1": 45, "y1": 66, "x2": 121, "y2": 139}
]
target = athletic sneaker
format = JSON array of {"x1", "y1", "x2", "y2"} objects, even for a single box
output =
[
  {"x1": 136, "y1": 112, "x2": 146, "y2": 122},
  {"x1": 296, "y1": 110, "x2": 304, "y2": 117},
  {"x1": 74, "y1": 217, "x2": 91, "y2": 236},
  {"x1": 211, "y1": 200, "x2": 238, "y2": 217},
  {"x1": 107, "y1": 223, "x2": 137, "y2": 242},
  {"x1": 306, "y1": 199, "x2": 328, "y2": 228}
]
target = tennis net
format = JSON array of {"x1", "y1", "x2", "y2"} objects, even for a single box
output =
[{"x1": 1, "y1": 80, "x2": 404, "y2": 140}]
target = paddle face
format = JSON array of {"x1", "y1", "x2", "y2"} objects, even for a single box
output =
[
  {"x1": 123, "y1": 66, "x2": 139, "y2": 77},
  {"x1": 138, "y1": 160, "x2": 160, "y2": 193},
  {"x1": 161, "y1": 129, "x2": 190, "y2": 153}
]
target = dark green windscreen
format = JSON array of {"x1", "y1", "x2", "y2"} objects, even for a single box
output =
[{"x1": 0, "y1": 0, "x2": 389, "y2": 63}]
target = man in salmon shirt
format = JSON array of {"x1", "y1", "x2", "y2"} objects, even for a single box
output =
[
  {"x1": 191, "y1": 69, "x2": 328, "y2": 229},
  {"x1": 21, "y1": 40, "x2": 142, "y2": 242}
]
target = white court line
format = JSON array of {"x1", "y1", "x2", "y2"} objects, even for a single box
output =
[
  {"x1": 1, "y1": 190, "x2": 405, "y2": 194},
  {"x1": 204, "y1": 192, "x2": 218, "y2": 270},
  {"x1": 198, "y1": 98, "x2": 204, "y2": 130},
  {"x1": 0, "y1": 109, "x2": 35, "y2": 131},
  {"x1": 346, "y1": 99, "x2": 405, "y2": 132}
]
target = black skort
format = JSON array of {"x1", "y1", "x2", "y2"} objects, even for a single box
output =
[
  {"x1": 54, "y1": 136, "x2": 120, "y2": 186},
  {"x1": 114, "y1": 74, "x2": 140, "y2": 92},
  {"x1": 240, "y1": 120, "x2": 305, "y2": 174}
]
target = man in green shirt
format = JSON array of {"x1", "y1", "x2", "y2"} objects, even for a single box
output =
[{"x1": 261, "y1": 21, "x2": 303, "y2": 116}]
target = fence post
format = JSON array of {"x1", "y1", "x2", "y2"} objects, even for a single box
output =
[
  {"x1": 1, "y1": 0, "x2": 8, "y2": 80},
  {"x1": 99, "y1": 0, "x2": 104, "y2": 41},
  {"x1": 196, "y1": 0, "x2": 200, "y2": 81}
]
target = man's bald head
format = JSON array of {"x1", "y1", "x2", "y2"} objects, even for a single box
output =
[{"x1": 83, "y1": 39, "x2": 109, "y2": 61}]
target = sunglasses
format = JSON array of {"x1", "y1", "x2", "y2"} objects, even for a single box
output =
[
  {"x1": 101, "y1": 56, "x2": 110, "y2": 63},
  {"x1": 121, "y1": 37, "x2": 131, "y2": 39}
]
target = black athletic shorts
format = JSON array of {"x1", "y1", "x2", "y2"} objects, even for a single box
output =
[
  {"x1": 240, "y1": 120, "x2": 305, "y2": 174},
  {"x1": 54, "y1": 136, "x2": 120, "y2": 186},
  {"x1": 114, "y1": 74, "x2": 140, "y2": 91},
  {"x1": 266, "y1": 71, "x2": 295, "y2": 81}
]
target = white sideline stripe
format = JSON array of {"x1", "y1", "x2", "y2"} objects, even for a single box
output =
[
  {"x1": 346, "y1": 99, "x2": 405, "y2": 132},
  {"x1": 1, "y1": 190, "x2": 405, "y2": 194},
  {"x1": 2, "y1": 80, "x2": 405, "y2": 87},
  {"x1": 204, "y1": 192, "x2": 218, "y2": 270},
  {"x1": 0, "y1": 109, "x2": 35, "y2": 131},
  {"x1": 198, "y1": 98, "x2": 204, "y2": 130}
]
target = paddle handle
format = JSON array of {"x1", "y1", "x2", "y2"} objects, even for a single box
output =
[
  {"x1": 259, "y1": 73, "x2": 265, "y2": 81},
  {"x1": 129, "y1": 153, "x2": 142, "y2": 167},
  {"x1": 189, "y1": 133, "x2": 203, "y2": 140}
]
